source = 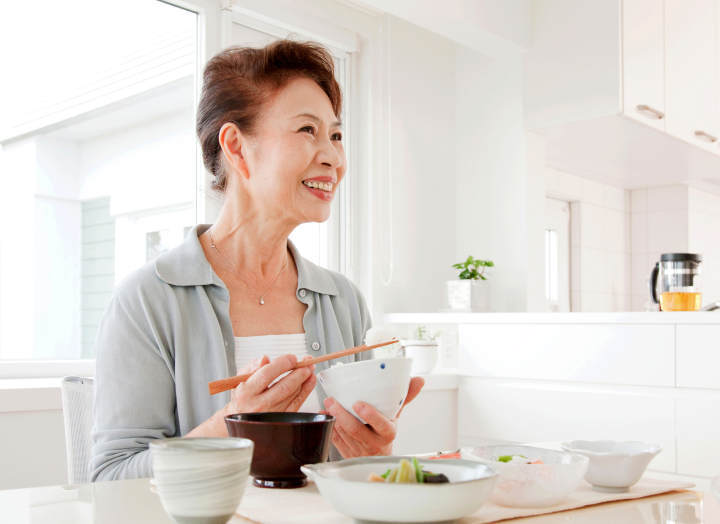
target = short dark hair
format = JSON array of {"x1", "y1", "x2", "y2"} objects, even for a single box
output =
[{"x1": 195, "y1": 40, "x2": 342, "y2": 191}]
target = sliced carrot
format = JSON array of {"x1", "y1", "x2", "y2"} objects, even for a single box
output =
[
  {"x1": 430, "y1": 452, "x2": 462, "y2": 460},
  {"x1": 529, "y1": 459, "x2": 544, "y2": 464}
]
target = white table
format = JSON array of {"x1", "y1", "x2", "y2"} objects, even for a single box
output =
[{"x1": 1, "y1": 476, "x2": 718, "y2": 523}]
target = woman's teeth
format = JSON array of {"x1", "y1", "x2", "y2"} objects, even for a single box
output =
[{"x1": 303, "y1": 180, "x2": 333, "y2": 192}]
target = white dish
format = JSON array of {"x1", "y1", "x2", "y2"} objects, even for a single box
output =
[
  {"x1": 464, "y1": 445, "x2": 588, "y2": 508},
  {"x1": 150, "y1": 437, "x2": 253, "y2": 524},
  {"x1": 561, "y1": 440, "x2": 662, "y2": 492},
  {"x1": 301, "y1": 456, "x2": 496, "y2": 523},
  {"x1": 317, "y1": 357, "x2": 411, "y2": 423},
  {"x1": 401, "y1": 340, "x2": 439, "y2": 375}
]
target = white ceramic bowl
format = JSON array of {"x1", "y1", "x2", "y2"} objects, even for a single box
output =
[
  {"x1": 150, "y1": 437, "x2": 253, "y2": 524},
  {"x1": 561, "y1": 440, "x2": 662, "y2": 492},
  {"x1": 401, "y1": 340, "x2": 438, "y2": 375},
  {"x1": 317, "y1": 357, "x2": 412, "y2": 423},
  {"x1": 464, "y1": 445, "x2": 589, "y2": 508},
  {"x1": 301, "y1": 456, "x2": 496, "y2": 523}
]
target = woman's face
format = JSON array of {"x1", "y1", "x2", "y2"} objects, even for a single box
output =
[{"x1": 231, "y1": 76, "x2": 345, "y2": 225}]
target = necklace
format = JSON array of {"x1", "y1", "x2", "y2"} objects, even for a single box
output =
[{"x1": 208, "y1": 230, "x2": 288, "y2": 305}]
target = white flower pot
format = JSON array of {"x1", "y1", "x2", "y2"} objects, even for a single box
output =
[{"x1": 447, "y1": 280, "x2": 490, "y2": 312}]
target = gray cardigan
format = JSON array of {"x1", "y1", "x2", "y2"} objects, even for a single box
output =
[{"x1": 91, "y1": 224, "x2": 372, "y2": 481}]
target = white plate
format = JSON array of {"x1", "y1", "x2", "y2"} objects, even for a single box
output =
[{"x1": 301, "y1": 456, "x2": 496, "y2": 523}]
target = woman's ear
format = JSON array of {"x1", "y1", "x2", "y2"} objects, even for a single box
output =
[{"x1": 218, "y1": 122, "x2": 251, "y2": 180}]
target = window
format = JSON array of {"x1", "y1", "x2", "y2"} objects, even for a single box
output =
[
  {"x1": 0, "y1": 0, "x2": 197, "y2": 362},
  {"x1": 544, "y1": 198, "x2": 571, "y2": 312},
  {"x1": 0, "y1": 1, "x2": 358, "y2": 370}
]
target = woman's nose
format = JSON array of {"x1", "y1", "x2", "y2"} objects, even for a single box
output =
[{"x1": 316, "y1": 135, "x2": 343, "y2": 169}]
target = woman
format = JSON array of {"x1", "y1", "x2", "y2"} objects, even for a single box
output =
[{"x1": 91, "y1": 40, "x2": 424, "y2": 481}]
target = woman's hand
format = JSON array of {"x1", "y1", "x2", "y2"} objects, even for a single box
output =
[
  {"x1": 187, "y1": 354, "x2": 316, "y2": 438},
  {"x1": 225, "y1": 354, "x2": 317, "y2": 415},
  {"x1": 322, "y1": 376, "x2": 425, "y2": 458}
]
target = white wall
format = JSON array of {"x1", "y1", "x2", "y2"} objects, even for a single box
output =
[
  {"x1": 455, "y1": 48, "x2": 530, "y2": 312},
  {"x1": 369, "y1": 16, "x2": 458, "y2": 315},
  {"x1": 689, "y1": 188, "x2": 720, "y2": 306},
  {"x1": 544, "y1": 167, "x2": 631, "y2": 312}
]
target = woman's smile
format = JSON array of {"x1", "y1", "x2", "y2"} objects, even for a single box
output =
[{"x1": 302, "y1": 176, "x2": 336, "y2": 201}]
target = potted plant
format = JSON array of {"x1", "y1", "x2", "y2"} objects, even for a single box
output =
[
  {"x1": 447, "y1": 256, "x2": 494, "y2": 311},
  {"x1": 401, "y1": 325, "x2": 440, "y2": 375}
]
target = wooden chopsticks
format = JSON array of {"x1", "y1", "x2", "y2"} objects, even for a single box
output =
[{"x1": 208, "y1": 338, "x2": 398, "y2": 395}]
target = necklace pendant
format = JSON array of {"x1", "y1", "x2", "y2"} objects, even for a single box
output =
[{"x1": 259, "y1": 297, "x2": 265, "y2": 305}]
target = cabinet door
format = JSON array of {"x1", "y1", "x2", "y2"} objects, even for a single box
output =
[
  {"x1": 666, "y1": 0, "x2": 719, "y2": 152},
  {"x1": 623, "y1": 0, "x2": 666, "y2": 131}
]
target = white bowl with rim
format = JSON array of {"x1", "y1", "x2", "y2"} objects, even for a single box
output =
[
  {"x1": 561, "y1": 440, "x2": 662, "y2": 492},
  {"x1": 150, "y1": 437, "x2": 253, "y2": 524},
  {"x1": 401, "y1": 339, "x2": 438, "y2": 375},
  {"x1": 301, "y1": 456, "x2": 496, "y2": 522},
  {"x1": 463, "y1": 445, "x2": 588, "y2": 508},
  {"x1": 317, "y1": 357, "x2": 411, "y2": 423}
]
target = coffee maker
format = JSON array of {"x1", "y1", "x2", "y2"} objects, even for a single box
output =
[{"x1": 649, "y1": 253, "x2": 702, "y2": 311}]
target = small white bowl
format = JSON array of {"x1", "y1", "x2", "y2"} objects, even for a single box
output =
[
  {"x1": 401, "y1": 340, "x2": 438, "y2": 375},
  {"x1": 150, "y1": 437, "x2": 253, "y2": 524},
  {"x1": 561, "y1": 440, "x2": 662, "y2": 492},
  {"x1": 464, "y1": 445, "x2": 589, "y2": 508},
  {"x1": 317, "y1": 357, "x2": 412, "y2": 423},
  {"x1": 301, "y1": 456, "x2": 496, "y2": 522}
]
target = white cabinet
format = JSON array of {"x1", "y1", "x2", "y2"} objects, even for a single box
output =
[
  {"x1": 622, "y1": 0, "x2": 666, "y2": 131},
  {"x1": 526, "y1": 0, "x2": 720, "y2": 189},
  {"x1": 665, "y1": 0, "x2": 720, "y2": 152}
]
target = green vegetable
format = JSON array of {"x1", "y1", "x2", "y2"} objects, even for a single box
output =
[
  {"x1": 498, "y1": 454, "x2": 526, "y2": 463},
  {"x1": 381, "y1": 469, "x2": 391, "y2": 479},
  {"x1": 413, "y1": 457, "x2": 423, "y2": 483}
]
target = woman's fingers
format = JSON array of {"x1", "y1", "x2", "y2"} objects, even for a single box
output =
[
  {"x1": 324, "y1": 397, "x2": 395, "y2": 457},
  {"x1": 323, "y1": 397, "x2": 366, "y2": 435},
  {"x1": 262, "y1": 365, "x2": 314, "y2": 406},
  {"x1": 396, "y1": 376, "x2": 425, "y2": 417},
  {"x1": 352, "y1": 401, "x2": 396, "y2": 440},
  {"x1": 330, "y1": 426, "x2": 355, "y2": 458},
  {"x1": 244, "y1": 354, "x2": 298, "y2": 394},
  {"x1": 283, "y1": 373, "x2": 317, "y2": 412}
]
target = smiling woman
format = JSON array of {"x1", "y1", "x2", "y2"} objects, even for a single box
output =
[{"x1": 91, "y1": 40, "x2": 424, "y2": 481}]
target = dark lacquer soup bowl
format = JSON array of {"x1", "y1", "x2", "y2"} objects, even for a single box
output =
[{"x1": 225, "y1": 412, "x2": 335, "y2": 489}]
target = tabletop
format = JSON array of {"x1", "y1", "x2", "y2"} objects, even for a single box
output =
[{"x1": 1, "y1": 476, "x2": 718, "y2": 524}]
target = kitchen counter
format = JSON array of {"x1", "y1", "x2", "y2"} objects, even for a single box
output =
[
  {"x1": 2, "y1": 476, "x2": 717, "y2": 523},
  {"x1": 385, "y1": 311, "x2": 720, "y2": 325}
]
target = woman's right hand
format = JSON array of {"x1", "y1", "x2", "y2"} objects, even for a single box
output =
[{"x1": 224, "y1": 354, "x2": 316, "y2": 415}]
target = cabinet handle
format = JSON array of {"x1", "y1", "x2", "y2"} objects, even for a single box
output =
[
  {"x1": 635, "y1": 104, "x2": 665, "y2": 120},
  {"x1": 694, "y1": 130, "x2": 718, "y2": 143}
]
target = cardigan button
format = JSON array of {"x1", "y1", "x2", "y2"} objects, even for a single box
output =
[
  {"x1": 311, "y1": 341, "x2": 321, "y2": 351},
  {"x1": 299, "y1": 289, "x2": 307, "y2": 298}
]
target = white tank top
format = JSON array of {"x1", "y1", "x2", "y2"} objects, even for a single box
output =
[{"x1": 234, "y1": 333, "x2": 320, "y2": 413}]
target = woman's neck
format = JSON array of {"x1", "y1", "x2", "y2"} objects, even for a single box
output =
[{"x1": 203, "y1": 197, "x2": 296, "y2": 282}]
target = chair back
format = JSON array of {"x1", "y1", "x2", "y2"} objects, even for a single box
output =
[{"x1": 60, "y1": 376, "x2": 95, "y2": 484}]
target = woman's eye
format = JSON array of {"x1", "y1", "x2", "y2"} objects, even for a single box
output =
[
  {"x1": 299, "y1": 126, "x2": 316, "y2": 135},
  {"x1": 331, "y1": 132, "x2": 343, "y2": 141}
]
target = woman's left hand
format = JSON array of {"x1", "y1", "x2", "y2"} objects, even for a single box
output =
[{"x1": 322, "y1": 377, "x2": 425, "y2": 458}]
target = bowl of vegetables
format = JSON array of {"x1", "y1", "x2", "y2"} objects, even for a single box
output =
[
  {"x1": 301, "y1": 456, "x2": 496, "y2": 522},
  {"x1": 463, "y1": 445, "x2": 588, "y2": 508}
]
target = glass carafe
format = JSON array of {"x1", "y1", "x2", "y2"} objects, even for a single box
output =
[{"x1": 650, "y1": 253, "x2": 702, "y2": 311}]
